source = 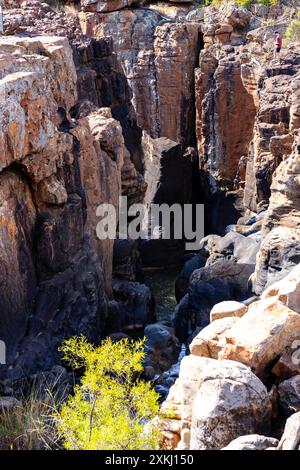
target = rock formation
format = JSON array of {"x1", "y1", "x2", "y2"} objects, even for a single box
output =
[
  {"x1": 79, "y1": 2, "x2": 201, "y2": 145},
  {"x1": 0, "y1": 0, "x2": 300, "y2": 451},
  {"x1": 160, "y1": 265, "x2": 300, "y2": 449},
  {"x1": 160, "y1": 355, "x2": 271, "y2": 450},
  {"x1": 0, "y1": 35, "x2": 129, "y2": 379}
]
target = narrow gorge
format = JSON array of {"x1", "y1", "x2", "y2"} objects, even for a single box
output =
[{"x1": 0, "y1": 0, "x2": 300, "y2": 451}]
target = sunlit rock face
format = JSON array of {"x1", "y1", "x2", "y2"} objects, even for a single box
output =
[
  {"x1": 160, "y1": 356, "x2": 271, "y2": 450},
  {"x1": 195, "y1": 45, "x2": 256, "y2": 191},
  {"x1": 242, "y1": 51, "x2": 300, "y2": 214},
  {"x1": 79, "y1": 8, "x2": 201, "y2": 146},
  {"x1": 0, "y1": 36, "x2": 134, "y2": 378},
  {"x1": 251, "y1": 137, "x2": 300, "y2": 294}
]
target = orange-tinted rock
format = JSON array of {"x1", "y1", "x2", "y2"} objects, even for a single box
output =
[
  {"x1": 0, "y1": 36, "x2": 127, "y2": 378},
  {"x1": 195, "y1": 45, "x2": 256, "y2": 190},
  {"x1": 71, "y1": 108, "x2": 127, "y2": 294},
  {"x1": 272, "y1": 348, "x2": 300, "y2": 380},
  {"x1": 79, "y1": 9, "x2": 200, "y2": 145},
  {"x1": 218, "y1": 299, "x2": 300, "y2": 377},
  {"x1": 153, "y1": 21, "x2": 200, "y2": 144}
]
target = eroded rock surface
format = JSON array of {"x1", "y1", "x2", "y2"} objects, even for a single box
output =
[
  {"x1": 160, "y1": 356, "x2": 271, "y2": 450},
  {"x1": 0, "y1": 35, "x2": 132, "y2": 379}
]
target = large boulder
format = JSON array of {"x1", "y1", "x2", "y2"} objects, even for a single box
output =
[
  {"x1": 161, "y1": 356, "x2": 271, "y2": 450},
  {"x1": 175, "y1": 231, "x2": 259, "y2": 302},
  {"x1": 189, "y1": 317, "x2": 237, "y2": 359},
  {"x1": 222, "y1": 434, "x2": 279, "y2": 450},
  {"x1": 174, "y1": 261, "x2": 254, "y2": 341},
  {"x1": 278, "y1": 412, "x2": 300, "y2": 450},
  {"x1": 190, "y1": 360, "x2": 271, "y2": 450},
  {"x1": 262, "y1": 263, "x2": 300, "y2": 314},
  {"x1": 175, "y1": 252, "x2": 206, "y2": 302},
  {"x1": 187, "y1": 357, "x2": 271, "y2": 450},
  {"x1": 210, "y1": 300, "x2": 247, "y2": 322},
  {"x1": 219, "y1": 298, "x2": 300, "y2": 378},
  {"x1": 206, "y1": 231, "x2": 260, "y2": 266},
  {"x1": 144, "y1": 323, "x2": 180, "y2": 376}
]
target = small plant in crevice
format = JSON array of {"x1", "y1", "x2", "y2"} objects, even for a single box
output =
[{"x1": 56, "y1": 336, "x2": 161, "y2": 450}]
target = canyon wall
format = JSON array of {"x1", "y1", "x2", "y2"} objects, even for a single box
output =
[
  {"x1": 79, "y1": 2, "x2": 201, "y2": 145},
  {"x1": 156, "y1": 1, "x2": 300, "y2": 450},
  {"x1": 0, "y1": 35, "x2": 132, "y2": 380},
  {"x1": 0, "y1": 2, "x2": 299, "y2": 436}
]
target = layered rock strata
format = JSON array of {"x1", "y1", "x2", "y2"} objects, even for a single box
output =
[{"x1": 0, "y1": 36, "x2": 130, "y2": 379}]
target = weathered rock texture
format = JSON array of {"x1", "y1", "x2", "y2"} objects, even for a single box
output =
[
  {"x1": 79, "y1": 7, "x2": 201, "y2": 146},
  {"x1": 222, "y1": 434, "x2": 279, "y2": 450},
  {"x1": 278, "y1": 412, "x2": 300, "y2": 450},
  {"x1": 81, "y1": 0, "x2": 144, "y2": 13},
  {"x1": 160, "y1": 355, "x2": 271, "y2": 450},
  {"x1": 1, "y1": 4, "x2": 300, "y2": 452},
  {"x1": 218, "y1": 298, "x2": 300, "y2": 378},
  {"x1": 251, "y1": 136, "x2": 300, "y2": 293},
  {"x1": 162, "y1": 263, "x2": 300, "y2": 449},
  {"x1": 242, "y1": 50, "x2": 300, "y2": 213},
  {"x1": 195, "y1": 45, "x2": 256, "y2": 191},
  {"x1": 174, "y1": 260, "x2": 254, "y2": 342},
  {"x1": 0, "y1": 35, "x2": 132, "y2": 379}
]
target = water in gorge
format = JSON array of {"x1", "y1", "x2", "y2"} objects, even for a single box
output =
[{"x1": 143, "y1": 267, "x2": 179, "y2": 325}]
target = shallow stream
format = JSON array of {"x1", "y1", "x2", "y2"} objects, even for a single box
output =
[
  {"x1": 143, "y1": 267, "x2": 179, "y2": 324},
  {"x1": 143, "y1": 267, "x2": 186, "y2": 399}
]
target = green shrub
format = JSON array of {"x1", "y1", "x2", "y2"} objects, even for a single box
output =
[
  {"x1": 235, "y1": 0, "x2": 253, "y2": 7},
  {"x1": 284, "y1": 16, "x2": 300, "y2": 43},
  {"x1": 257, "y1": 0, "x2": 279, "y2": 6},
  {"x1": 197, "y1": 0, "x2": 279, "y2": 8},
  {"x1": 57, "y1": 336, "x2": 160, "y2": 450}
]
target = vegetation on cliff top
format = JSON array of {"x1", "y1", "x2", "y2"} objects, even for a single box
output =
[
  {"x1": 198, "y1": 0, "x2": 279, "y2": 8},
  {"x1": 284, "y1": 14, "x2": 300, "y2": 43}
]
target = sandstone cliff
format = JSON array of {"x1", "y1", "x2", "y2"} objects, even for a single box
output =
[
  {"x1": 0, "y1": 0, "x2": 299, "y2": 450},
  {"x1": 0, "y1": 35, "x2": 130, "y2": 380}
]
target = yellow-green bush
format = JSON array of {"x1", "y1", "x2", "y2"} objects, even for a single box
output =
[
  {"x1": 57, "y1": 336, "x2": 160, "y2": 450},
  {"x1": 284, "y1": 15, "x2": 300, "y2": 43},
  {"x1": 198, "y1": 0, "x2": 279, "y2": 8}
]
